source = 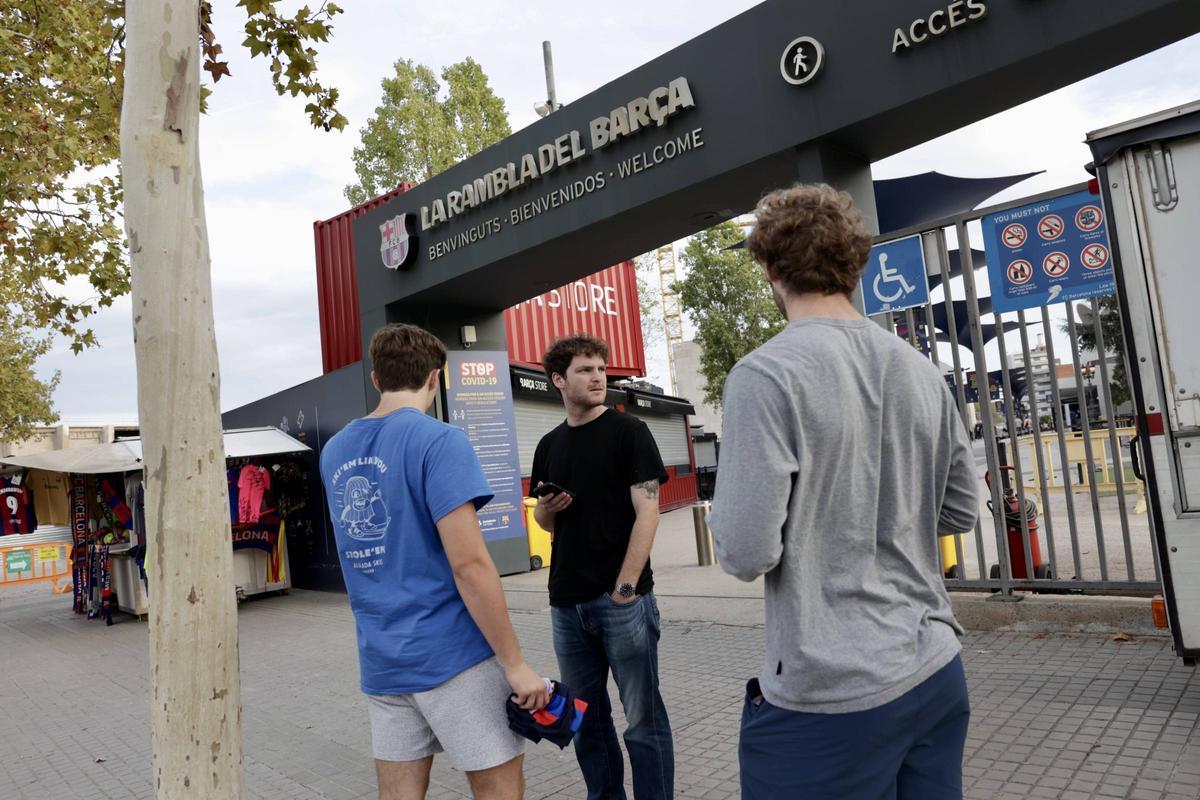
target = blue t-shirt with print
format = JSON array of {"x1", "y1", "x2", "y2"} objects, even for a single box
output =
[{"x1": 319, "y1": 408, "x2": 495, "y2": 695}]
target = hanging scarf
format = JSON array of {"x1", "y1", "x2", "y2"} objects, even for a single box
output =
[
  {"x1": 70, "y1": 475, "x2": 89, "y2": 614},
  {"x1": 231, "y1": 520, "x2": 279, "y2": 554},
  {"x1": 100, "y1": 478, "x2": 134, "y2": 530},
  {"x1": 266, "y1": 520, "x2": 287, "y2": 585},
  {"x1": 99, "y1": 545, "x2": 114, "y2": 625}
]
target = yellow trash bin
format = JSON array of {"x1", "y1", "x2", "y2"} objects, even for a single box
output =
[
  {"x1": 524, "y1": 498, "x2": 552, "y2": 571},
  {"x1": 940, "y1": 533, "x2": 965, "y2": 580}
]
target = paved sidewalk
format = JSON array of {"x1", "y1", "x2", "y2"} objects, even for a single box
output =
[{"x1": 2, "y1": 581, "x2": 1198, "y2": 800}]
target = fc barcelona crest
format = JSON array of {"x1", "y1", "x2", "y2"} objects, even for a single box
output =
[{"x1": 379, "y1": 214, "x2": 417, "y2": 270}]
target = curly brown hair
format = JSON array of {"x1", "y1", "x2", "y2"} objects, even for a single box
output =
[
  {"x1": 746, "y1": 183, "x2": 873, "y2": 296},
  {"x1": 543, "y1": 334, "x2": 609, "y2": 384},
  {"x1": 368, "y1": 323, "x2": 446, "y2": 392}
]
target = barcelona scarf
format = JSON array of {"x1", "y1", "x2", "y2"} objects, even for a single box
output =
[
  {"x1": 230, "y1": 519, "x2": 286, "y2": 585},
  {"x1": 70, "y1": 475, "x2": 89, "y2": 614},
  {"x1": 99, "y1": 478, "x2": 134, "y2": 531},
  {"x1": 231, "y1": 521, "x2": 278, "y2": 554}
]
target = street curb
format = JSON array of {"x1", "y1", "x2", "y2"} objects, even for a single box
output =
[
  {"x1": 950, "y1": 592, "x2": 1167, "y2": 636},
  {"x1": 505, "y1": 587, "x2": 1169, "y2": 636}
]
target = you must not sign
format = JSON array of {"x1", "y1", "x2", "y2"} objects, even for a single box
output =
[{"x1": 981, "y1": 189, "x2": 1116, "y2": 314}]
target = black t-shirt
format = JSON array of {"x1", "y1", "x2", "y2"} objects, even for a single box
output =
[{"x1": 531, "y1": 409, "x2": 668, "y2": 607}]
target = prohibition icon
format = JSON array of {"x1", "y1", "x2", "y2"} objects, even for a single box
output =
[
  {"x1": 1007, "y1": 259, "x2": 1033, "y2": 285},
  {"x1": 1037, "y1": 214, "x2": 1065, "y2": 240},
  {"x1": 1081, "y1": 243, "x2": 1110, "y2": 270},
  {"x1": 1001, "y1": 223, "x2": 1027, "y2": 249},
  {"x1": 1043, "y1": 251, "x2": 1070, "y2": 278},
  {"x1": 1075, "y1": 205, "x2": 1103, "y2": 232}
]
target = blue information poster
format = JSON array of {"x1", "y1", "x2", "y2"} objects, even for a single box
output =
[
  {"x1": 981, "y1": 190, "x2": 1115, "y2": 313},
  {"x1": 445, "y1": 351, "x2": 527, "y2": 543}
]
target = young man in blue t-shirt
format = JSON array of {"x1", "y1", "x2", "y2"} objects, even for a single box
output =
[{"x1": 320, "y1": 323, "x2": 548, "y2": 800}]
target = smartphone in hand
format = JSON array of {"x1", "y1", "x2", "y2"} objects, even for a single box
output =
[{"x1": 531, "y1": 482, "x2": 575, "y2": 500}]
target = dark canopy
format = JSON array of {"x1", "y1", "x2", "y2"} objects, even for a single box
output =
[
  {"x1": 729, "y1": 170, "x2": 1042, "y2": 250},
  {"x1": 872, "y1": 170, "x2": 1041, "y2": 236}
]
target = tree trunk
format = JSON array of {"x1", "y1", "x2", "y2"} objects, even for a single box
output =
[{"x1": 120, "y1": 2, "x2": 244, "y2": 797}]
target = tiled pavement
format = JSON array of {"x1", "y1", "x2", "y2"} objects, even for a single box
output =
[{"x1": 1, "y1": 585, "x2": 1198, "y2": 800}]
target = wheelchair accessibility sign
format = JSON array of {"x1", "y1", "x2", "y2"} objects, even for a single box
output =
[{"x1": 861, "y1": 234, "x2": 929, "y2": 316}]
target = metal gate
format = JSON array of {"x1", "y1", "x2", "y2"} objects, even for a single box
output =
[{"x1": 869, "y1": 183, "x2": 1159, "y2": 596}]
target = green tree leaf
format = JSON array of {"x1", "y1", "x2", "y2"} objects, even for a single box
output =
[
  {"x1": 0, "y1": 0, "x2": 128, "y2": 358},
  {"x1": 1062, "y1": 295, "x2": 1131, "y2": 408},
  {"x1": 1, "y1": 0, "x2": 344, "y2": 437},
  {"x1": 237, "y1": 0, "x2": 344, "y2": 129},
  {"x1": 344, "y1": 57, "x2": 511, "y2": 203},
  {"x1": 677, "y1": 222, "x2": 787, "y2": 407},
  {"x1": 0, "y1": 321, "x2": 60, "y2": 442}
]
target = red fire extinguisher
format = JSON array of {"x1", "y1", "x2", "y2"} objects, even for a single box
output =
[{"x1": 986, "y1": 466, "x2": 1051, "y2": 581}]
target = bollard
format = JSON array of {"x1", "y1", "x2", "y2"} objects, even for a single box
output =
[{"x1": 692, "y1": 501, "x2": 715, "y2": 566}]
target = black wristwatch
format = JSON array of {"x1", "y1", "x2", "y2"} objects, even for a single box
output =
[{"x1": 616, "y1": 582, "x2": 636, "y2": 599}]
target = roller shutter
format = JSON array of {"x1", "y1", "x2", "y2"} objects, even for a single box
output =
[
  {"x1": 629, "y1": 411, "x2": 691, "y2": 470},
  {"x1": 513, "y1": 398, "x2": 566, "y2": 476}
]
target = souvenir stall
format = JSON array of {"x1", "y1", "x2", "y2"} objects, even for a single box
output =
[
  {"x1": 1, "y1": 466, "x2": 75, "y2": 594},
  {"x1": 0, "y1": 427, "x2": 310, "y2": 621}
]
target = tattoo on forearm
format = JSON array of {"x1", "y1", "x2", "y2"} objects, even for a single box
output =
[{"x1": 635, "y1": 479, "x2": 660, "y2": 500}]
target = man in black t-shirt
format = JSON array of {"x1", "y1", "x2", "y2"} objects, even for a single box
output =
[{"x1": 531, "y1": 334, "x2": 673, "y2": 800}]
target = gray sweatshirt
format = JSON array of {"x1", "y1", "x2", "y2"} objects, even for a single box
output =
[{"x1": 709, "y1": 317, "x2": 979, "y2": 713}]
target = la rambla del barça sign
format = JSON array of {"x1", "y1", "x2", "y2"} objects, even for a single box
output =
[
  {"x1": 378, "y1": 77, "x2": 704, "y2": 269},
  {"x1": 419, "y1": 77, "x2": 695, "y2": 233}
]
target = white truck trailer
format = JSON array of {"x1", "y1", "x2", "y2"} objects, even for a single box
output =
[{"x1": 1088, "y1": 101, "x2": 1200, "y2": 665}]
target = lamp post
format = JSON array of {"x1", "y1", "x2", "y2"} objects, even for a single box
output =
[
  {"x1": 1081, "y1": 363, "x2": 1097, "y2": 422},
  {"x1": 533, "y1": 41, "x2": 562, "y2": 118}
]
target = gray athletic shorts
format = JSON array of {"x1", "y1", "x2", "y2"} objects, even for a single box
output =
[{"x1": 365, "y1": 656, "x2": 525, "y2": 771}]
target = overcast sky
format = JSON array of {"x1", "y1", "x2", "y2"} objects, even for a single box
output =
[{"x1": 34, "y1": 3, "x2": 1200, "y2": 424}]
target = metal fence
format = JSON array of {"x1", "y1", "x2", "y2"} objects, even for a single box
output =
[{"x1": 871, "y1": 184, "x2": 1159, "y2": 597}]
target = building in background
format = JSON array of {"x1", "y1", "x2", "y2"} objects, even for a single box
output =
[
  {"x1": 671, "y1": 340, "x2": 722, "y2": 438},
  {"x1": 1, "y1": 424, "x2": 139, "y2": 459},
  {"x1": 1008, "y1": 334, "x2": 1056, "y2": 408},
  {"x1": 1054, "y1": 359, "x2": 1114, "y2": 426}
]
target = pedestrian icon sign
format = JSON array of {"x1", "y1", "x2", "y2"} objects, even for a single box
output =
[
  {"x1": 792, "y1": 48, "x2": 809, "y2": 76},
  {"x1": 861, "y1": 234, "x2": 929, "y2": 316},
  {"x1": 780, "y1": 36, "x2": 825, "y2": 86}
]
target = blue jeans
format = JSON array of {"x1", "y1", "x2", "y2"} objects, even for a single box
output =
[
  {"x1": 740, "y1": 655, "x2": 971, "y2": 799},
  {"x1": 551, "y1": 592, "x2": 674, "y2": 800}
]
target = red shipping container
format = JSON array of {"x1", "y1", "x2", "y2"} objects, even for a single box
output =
[
  {"x1": 314, "y1": 186, "x2": 646, "y2": 377},
  {"x1": 313, "y1": 182, "x2": 414, "y2": 374},
  {"x1": 503, "y1": 261, "x2": 646, "y2": 377}
]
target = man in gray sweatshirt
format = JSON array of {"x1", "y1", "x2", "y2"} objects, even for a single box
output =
[{"x1": 708, "y1": 183, "x2": 980, "y2": 800}]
